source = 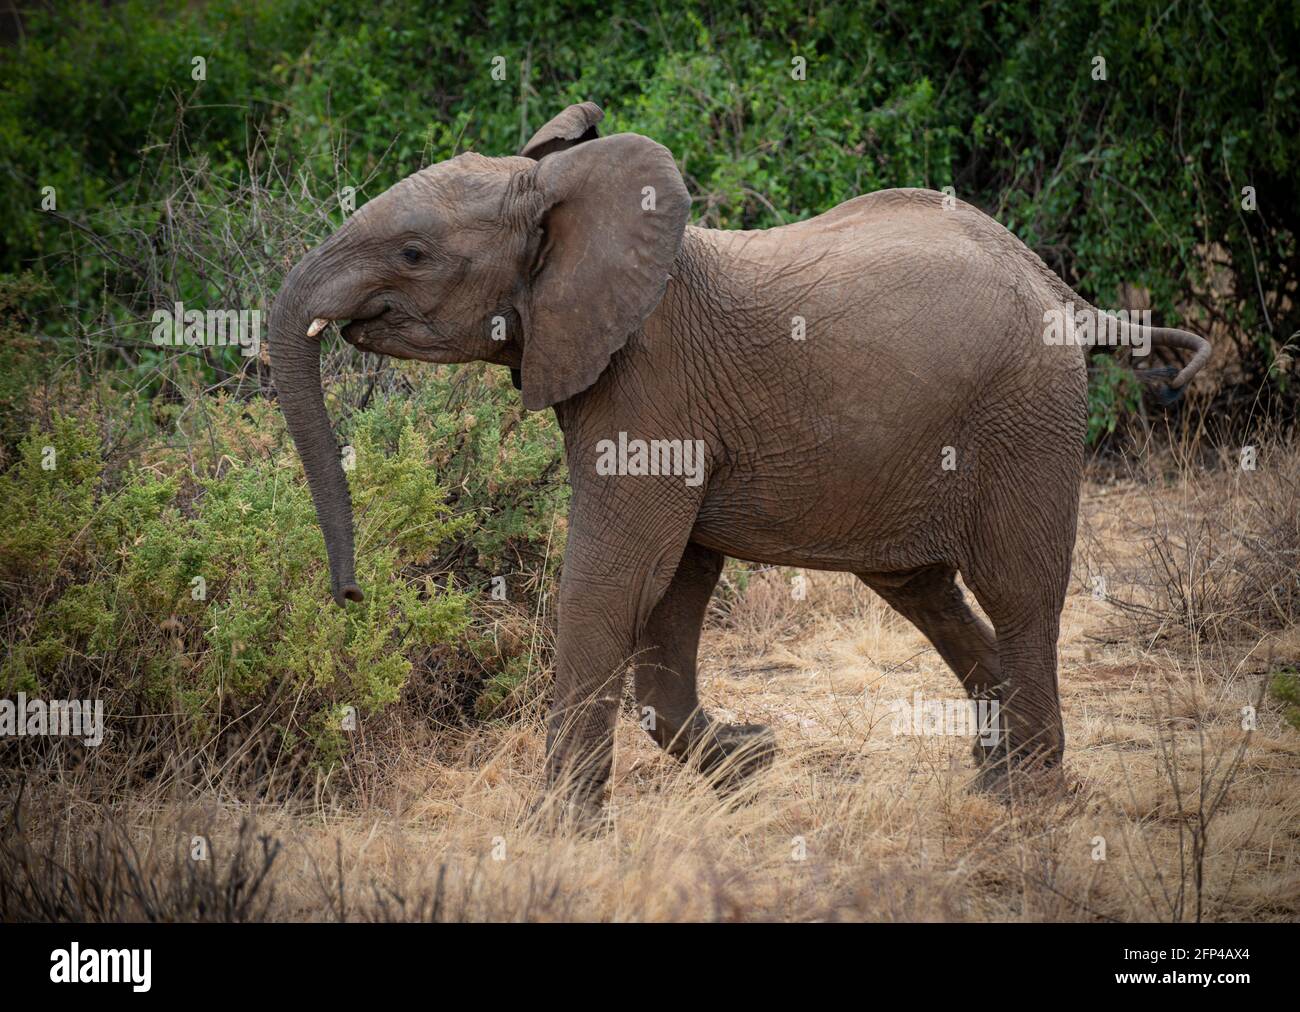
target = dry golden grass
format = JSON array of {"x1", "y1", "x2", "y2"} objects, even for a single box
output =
[{"x1": 3, "y1": 462, "x2": 1298, "y2": 922}]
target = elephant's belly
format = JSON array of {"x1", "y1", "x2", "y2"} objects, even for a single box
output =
[{"x1": 689, "y1": 468, "x2": 956, "y2": 574}]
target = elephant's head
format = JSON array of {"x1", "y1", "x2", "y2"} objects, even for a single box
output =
[{"x1": 269, "y1": 103, "x2": 691, "y2": 604}]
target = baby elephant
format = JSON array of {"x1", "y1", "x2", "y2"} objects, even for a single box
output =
[{"x1": 270, "y1": 102, "x2": 1210, "y2": 821}]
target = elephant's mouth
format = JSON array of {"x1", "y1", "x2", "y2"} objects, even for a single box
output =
[
  {"x1": 339, "y1": 308, "x2": 428, "y2": 359},
  {"x1": 339, "y1": 310, "x2": 386, "y2": 349},
  {"x1": 338, "y1": 303, "x2": 392, "y2": 346}
]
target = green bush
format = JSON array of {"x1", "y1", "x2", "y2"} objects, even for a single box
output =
[
  {"x1": 6, "y1": 1, "x2": 1296, "y2": 411},
  {"x1": 0, "y1": 404, "x2": 480, "y2": 763}
]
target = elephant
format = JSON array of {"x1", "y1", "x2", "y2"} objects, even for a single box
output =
[{"x1": 269, "y1": 101, "x2": 1211, "y2": 820}]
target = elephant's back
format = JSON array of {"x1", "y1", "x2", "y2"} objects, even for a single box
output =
[
  {"x1": 685, "y1": 195, "x2": 1084, "y2": 401},
  {"x1": 713, "y1": 187, "x2": 1078, "y2": 309}
]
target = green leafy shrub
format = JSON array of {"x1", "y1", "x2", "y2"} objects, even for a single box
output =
[
  {"x1": 0, "y1": 403, "x2": 480, "y2": 776},
  {"x1": 343, "y1": 362, "x2": 567, "y2": 720},
  {"x1": 6, "y1": 0, "x2": 1297, "y2": 432},
  {"x1": 0, "y1": 414, "x2": 103, "y2": 582}
]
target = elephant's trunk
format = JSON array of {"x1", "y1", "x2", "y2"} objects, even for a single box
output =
[{"x1": 269, "y1": 255, "x2": 364, "y2": 606}]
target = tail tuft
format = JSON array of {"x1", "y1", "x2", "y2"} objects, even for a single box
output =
[{"x1": 1136, "y1": 365, "x2": 1182, "y2": 406}]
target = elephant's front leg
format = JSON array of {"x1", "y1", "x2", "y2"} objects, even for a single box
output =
[
  {"x1": 541, "y1": 497, "x2": 699, "y2": 826},
  {"x1": 633, "y1": 543, "x2": 776, "y2": 792}
]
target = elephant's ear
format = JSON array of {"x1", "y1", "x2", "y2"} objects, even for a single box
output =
[
  {"x1": 519, "y1": 102, "x2": 603, "y2": 160},
  {"x1": 520, "y1": 133, "x2": 690, "y2": 412}
]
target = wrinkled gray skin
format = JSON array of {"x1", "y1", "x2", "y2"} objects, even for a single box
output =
[{"x1": 270, "y1": 102, "x2": 1211, "y2": 822}]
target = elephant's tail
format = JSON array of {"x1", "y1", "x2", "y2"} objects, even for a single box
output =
[
  {"x1": 1042, "y1": 272, "x2": 1212, "y2": 397},
  {"x1": 1132, "y1": 326, "x2": 1213, "y2": 391},
  {"x1": 1081, "y1": 304, "x2": 1213, "y2": 404}
]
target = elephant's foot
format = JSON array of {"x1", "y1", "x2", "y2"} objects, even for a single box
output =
[
  {"x1": 970, "y1": 739, "x2": 1065, "y2": 799},
  {"x1": 527, "y1": 784, "x2": 607, "y2": 836},
  {"x1": 696, "y1": 723, "x2": 777, "y2": 797}
]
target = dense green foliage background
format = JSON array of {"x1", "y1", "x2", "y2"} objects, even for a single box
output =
[
  {"x1": 0, "y1": 0, "x2": 1296, "y2": 781},
  {"x1": 4, "y1": 1, "x2": 1297, "y2": 384}
]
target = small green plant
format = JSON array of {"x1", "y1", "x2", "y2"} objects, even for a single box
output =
[{"x1": 1271, "y1": 667, "x2": 1300, "y2": 731}]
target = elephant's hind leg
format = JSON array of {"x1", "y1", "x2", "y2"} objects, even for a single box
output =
[
  {"x1": 961, "y1": 454, "x2": 1078, "y2": 791},
  {"x1": 856, "y1": 565, "x2": 1001, "y2": 699},
  {"x1": 633, "y1": 543, "x2": 776, "y2": 793},
  {"x1": 857, "y1": 566, "x2": 1004, "y2": 768}
]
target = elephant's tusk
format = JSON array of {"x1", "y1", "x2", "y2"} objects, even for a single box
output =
[{"x1": 307, "y1": 317, "x2": 330, "y2": 338}]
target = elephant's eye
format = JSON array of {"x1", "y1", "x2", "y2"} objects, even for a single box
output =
[{"x1": 400, "y1": 246, "x2": 422, "y2": 265}]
